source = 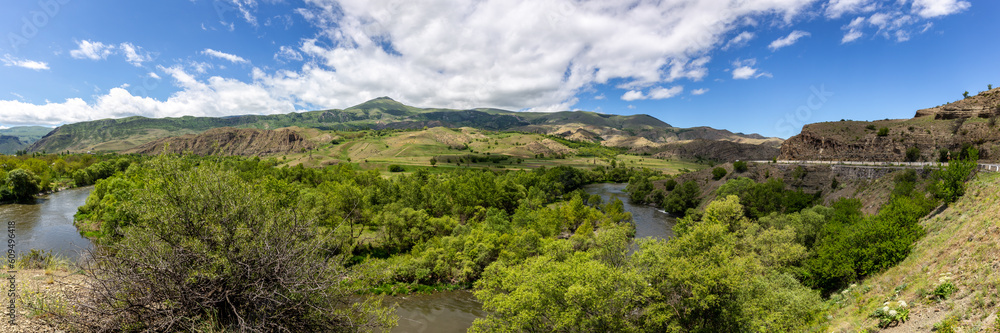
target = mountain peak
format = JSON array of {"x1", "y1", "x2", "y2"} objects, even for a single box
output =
[{"x1": 346, "y1": 96, "x2": 411, "y2": 112}]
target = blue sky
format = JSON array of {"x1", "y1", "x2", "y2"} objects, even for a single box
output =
[{"x1": 0, "y1": 0, "x2": 995, "y2": 138}]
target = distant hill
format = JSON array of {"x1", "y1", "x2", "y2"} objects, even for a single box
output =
[
  {"x1": 29, "y1": 97, "x2": 780, "y2": 161},
  {"x1": 0, "y1": 126, "x2": 52, "y2": 153},
  {"x1": 0, "y1": 135, "x2": 25, "y2": 155},
  {"x1": 780, "y1": 87, "x2": 1000, "y2": 162}
]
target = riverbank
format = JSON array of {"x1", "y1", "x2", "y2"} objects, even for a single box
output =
[{"x1": 1, "y1": 268, "x2": 85, "y2": 333}]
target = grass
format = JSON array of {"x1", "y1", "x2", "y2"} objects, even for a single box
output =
[{"x1": 825, "y1": 172, "x2": 1000, "y2": 331}]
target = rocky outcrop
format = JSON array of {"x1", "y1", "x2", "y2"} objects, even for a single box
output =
[
  {"x1": 125, "y1": 127, "x2": 315, "y2": 156},
  {"x1": 915, "y1": 88, "x2": 1000, "y2": 119},
  {"x1": 653, "y1": 139, "x2": 780, "y2": 162}
]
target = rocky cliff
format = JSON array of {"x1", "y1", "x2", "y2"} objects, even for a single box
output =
[
  {"x1": 780, "y1": 87, "x2": 1000, "y2": 162},
  {"x1": 124, "y1": 127, "x2": 316, "y2": 156}
]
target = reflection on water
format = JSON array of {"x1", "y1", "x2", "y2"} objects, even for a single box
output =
[
  {"x1": 390, "y1": 291, "x2": 488, "y2": 333},
  {"x1": 0, "y1": 186, "x2": 94, "y2": 261},
  {"x1": 583, "y1": 183, "x2": 676, "y2": 240}
]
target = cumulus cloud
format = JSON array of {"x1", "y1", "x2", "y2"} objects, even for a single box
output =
[
  {"x1": 691, "y1": 88, "x2": 709, "y2": 95},
  {"x1": 0, "y1": 66, "x2": 295, "y2": 126},
  {"x1": 0, "y1": 0, "x2": 975, "y2": 126},
  {"x1": 911, "y1": 0, "x2": 970, "y2": 18},
  {"x1": 69, "y1": 40, "x2": 114, "y2": 60},
  {"x1": 2, "y1": 55, "x2": 50, "y2": 70},
  {"x1": 731, "y1": 59, "x2": 770, "y2": 80},
  {"x1": 769, "y1": 30, "x2": 811, "y2": 51},
  {"x1": 202, "y1": 49, "x2": 250, "y2": 64}
]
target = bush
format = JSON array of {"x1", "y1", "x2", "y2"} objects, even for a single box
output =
[
  {"x1": 932, "y1": 282, "x2": 957, "y2": 300},
  {"x1": 388, "y1": 164, "x2": 405, "y2": 172},
  {"x1": 733, "y1": 160, "x2": 748, "y2": 173},
  {"x1": 866, "y1": 124, "x2": 877, "y2": 130},
  {"x1": 877, "y1": 127, "x2": 890, "y2": 137},
  {"x1": 5, "y1": 168, "x2": 40, "y2": 203},
  {"x1": 934, "y1": 147, "x2": 978, "y2": 203},
  {"x1": 663, "y1": 178, "x2": 677, "y2": 191},
  {"x1": 712, "y1": 167, "x2": 727, "y2": 180},
  {"x1": 905, "y1": 147, "x2": 921, "y2": 162},
  {"x1": 66, "y1": 159, "x2": 394, "y2": 332}
]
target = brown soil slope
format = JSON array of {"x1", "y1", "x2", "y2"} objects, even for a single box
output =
[{"x1": 125, "y1": 127, "x2": 316, "y2": 156}]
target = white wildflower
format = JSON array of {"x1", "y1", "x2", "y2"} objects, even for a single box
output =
[
  {"x1": 888, "y1": 309, "x2": 897, "y2": 317},
  {"x1": 898, "y1": 300, "x2": 907, "y2": 307},
  {"x1": 882, "y1": 306, "x2": 890, "y2": 312},
  {"x1": 883, "y1": 301, "x2": 890, "y2": 306}
]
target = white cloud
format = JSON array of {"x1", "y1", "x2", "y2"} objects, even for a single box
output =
[
  {"x1": 724, "y1": 31, "x2": 755, "y2": 50},
  {"x1": 911, "y1": 0, "x2": 970, "y2": 18},
  {"x1": 7, "y1": 0, "x2": 973, "y2": 126},
  {"x1": 148, "y1": 72, "x2": 161, "y2": 79},
  {"x1": 621, "y1": 90, "x2": 646, "y2": 102},
  {"x1": 2, "y1": 55, "x2": 50, "y2": 70},
  {"x1": 825, "y1": 0, "x2": 874, "y2": 19},
  {"x1": 593, "y1": 94, "x2": 605, "y2": 100},
  {"x1": 119, "y1": 42, "x2": 153, "y2": 66},
  {"x1": 648, "y1": 86, "x2": 684, "y2": 99},
  {"x1": 841, "y1": 16, "x2": 866, "y2": 43},
  {"x1": 69, "y1": 40, "x2": 114, "y2": 60},
  {"x1": 691, "y1": 88, "x2": 709, "y2": 95},
  {"x1": 621, "y1": 86, "x2": 683, "y2": 101},
  {"x1": 274, "y1": 45, "x2": 303, "y2": 62},
  {"x1": 768, "y1": 30, "x2": 810, "y2": 51},
  {"x1": 202, "y1": 49, "x2": 250, "y2": 64},
  {"x1": 731, "y1": 59, "x2": 770, "y2": 80},
  {"x1": 0, "y1": 66, "x2": 294, "y2": 126}
]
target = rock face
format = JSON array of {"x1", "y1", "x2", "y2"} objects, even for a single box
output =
[
  {"x1": 653, "y1": 139, "x2": 780, "y2": 162},
  {"x1": 915, "y1": 88, "x2": 1000, "y2": 119},
  {"x1": 125, "y1": 127, "x2": 315, "y2": 156},
  {"x1": 781, "y1": 87, "x2": 1000, "y2": 162}
]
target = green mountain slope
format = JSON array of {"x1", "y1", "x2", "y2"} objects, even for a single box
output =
[{"x1": 28, "y1": 97, "x2": 778, "y2": 154}]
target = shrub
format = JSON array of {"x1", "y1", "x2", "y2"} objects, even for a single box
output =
[
  {"x1": 932, "y1": 282, "x2": 957, "y2": 300},
  {"x1": 663, "y1": 178, "x2": 677, "y2": 191},
  {"x1": 733, "y1": 161, "x2": 748, "y2": 173},
  {"x1": 866, "y1": 124, "x2": 877, "y2": 130},
  {"x1": 963, "y1": 91, "x2": 970, "y2": 98},
  {"x1": 877, "y1": 127, "x2": 890, "y2": 137},
  {"x1": 905, "y1": 147, "x2": 921, "y2": 162},
  {"x1": 388, "y1": 164, "x2": 405, "y2": 172},
  {"x1": 712, "y1": 167, "x2": 727, "y2": 180},
  {"x1": 5, "y1": 168, "x2": 39, "y2": 203},
  {"x1": 65, "y1": 159, "x2": 394, "y2": 332}
]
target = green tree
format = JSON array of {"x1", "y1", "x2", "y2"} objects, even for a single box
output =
[
  {"x1": 429, "y1": 157, "x2": 437, "y2": 166},
  {"x1": 877, "y1": 127, "x2": 890, "y2": 136},
  {"x1": 5, "y1": 169, "x2": 39, "y2": 203},
  {"x1": 935, "y1": 147, "x2": 978, "y2": 203},
  {"x1": 663, "y1": 180, "x2": 701, "y2": 216},
  {"x1": 963, "y1": 91, "x2": 970, "y2": 98},
  {"x1": 712, "y1": 167, "x2": 727, "y2": 180}
]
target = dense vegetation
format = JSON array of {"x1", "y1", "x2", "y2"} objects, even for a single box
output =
[
  {"x1": 0, "y1": 153, "x2": 132, "y2": 203},
  {"x1": 49, "y1": 148, "x2": 980, "y2": 331}
]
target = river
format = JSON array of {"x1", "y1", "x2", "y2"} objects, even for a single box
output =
[
  {"x1": 1, "y1": 183, "x2": 673, "y2": 333},
  {"x1": 0, "y1": 186, "x2": 94, "y2": 261}
]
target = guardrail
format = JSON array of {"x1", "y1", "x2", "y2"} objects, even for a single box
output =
[{"x1": 747, "y1": 160, "x2": 1000, "y2": 173}]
